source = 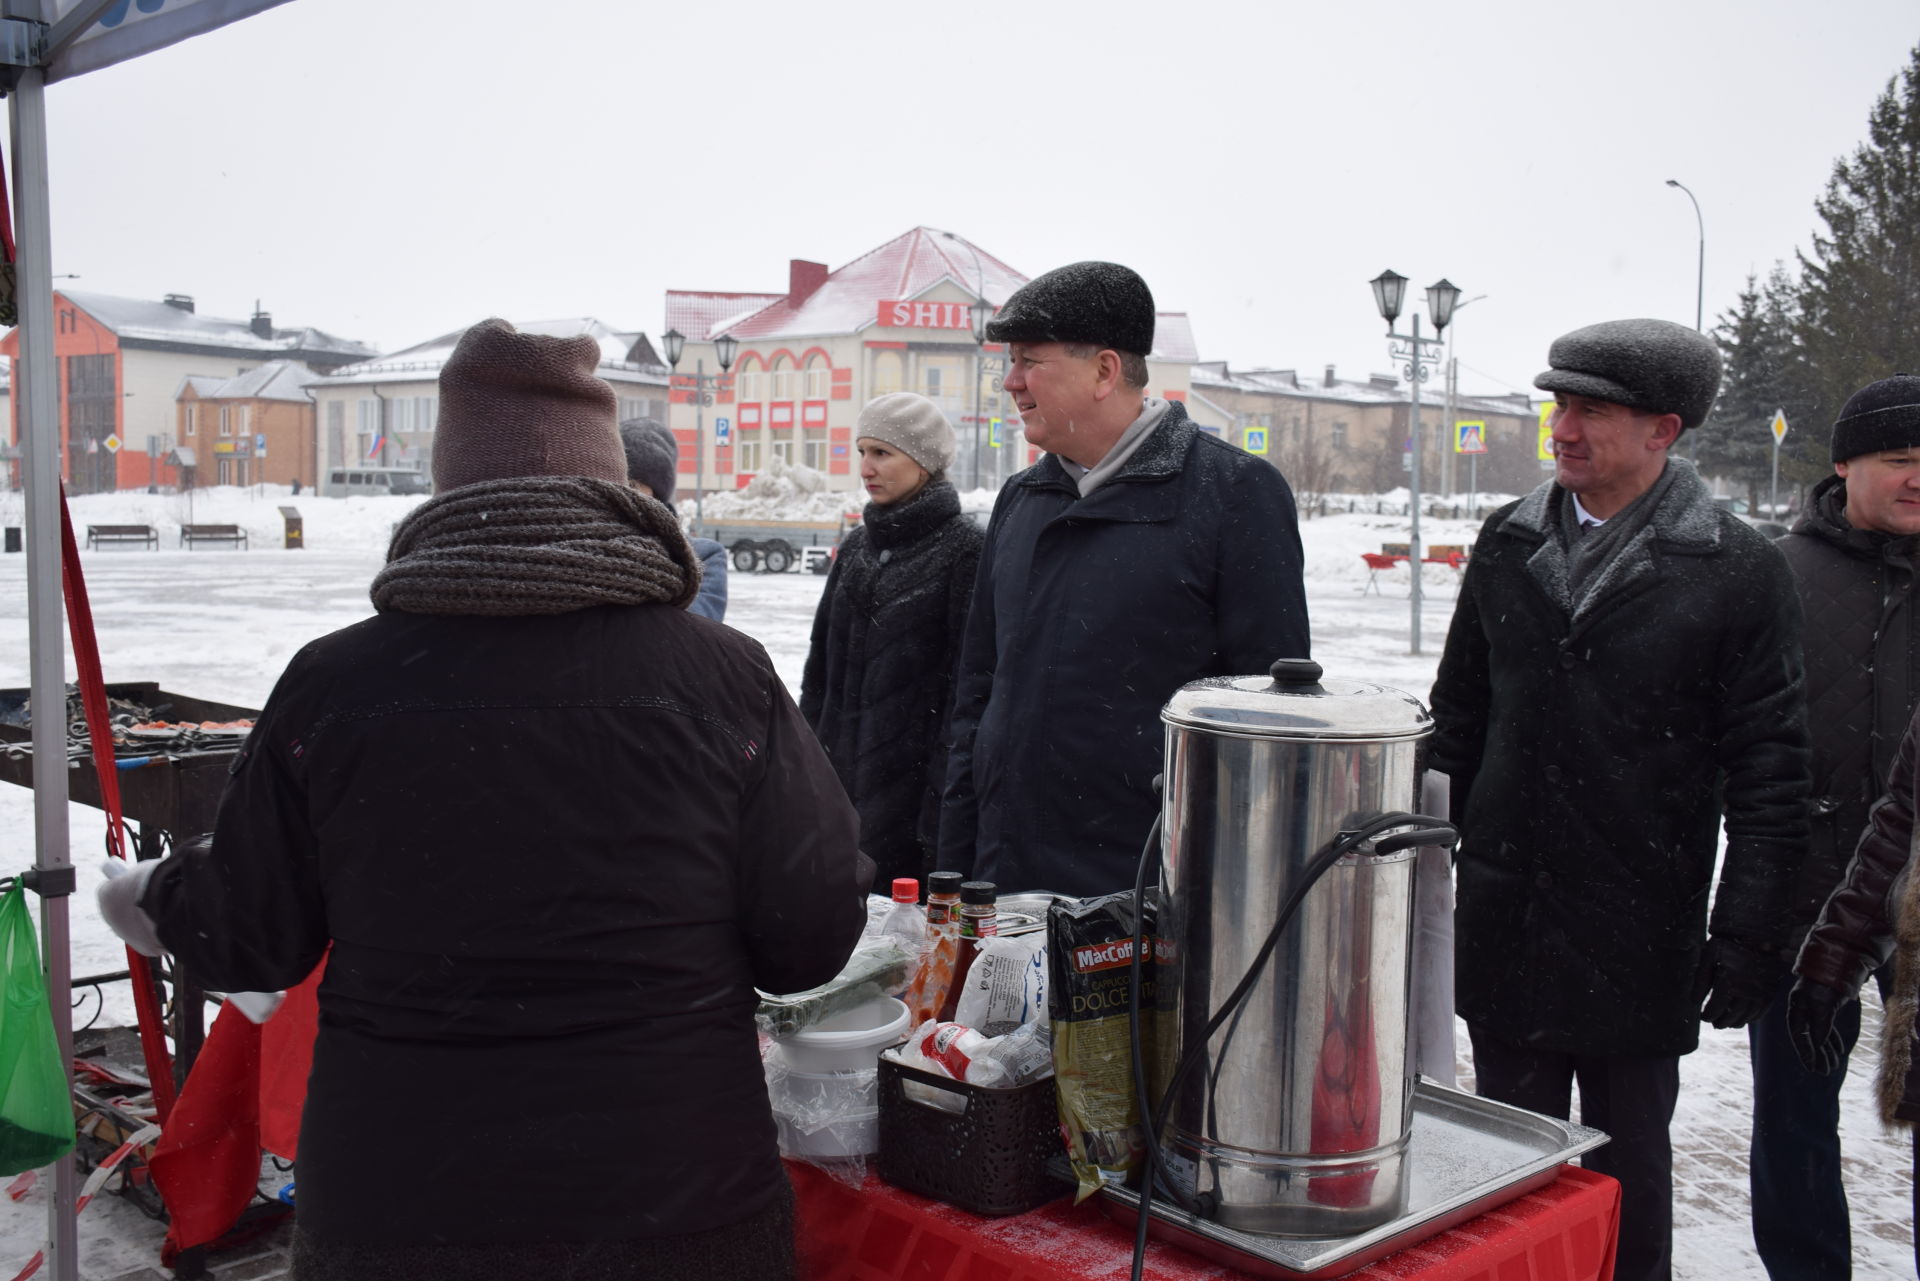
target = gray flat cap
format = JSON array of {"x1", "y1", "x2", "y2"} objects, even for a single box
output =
[{"x1": 1533, "y1": 318, "x2": 1723, "y2": 431}]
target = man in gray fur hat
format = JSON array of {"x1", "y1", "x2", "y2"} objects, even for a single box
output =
[
  {"x1": 936, "y1": 261, "x2": 1310, "y2": 898},
  {"x1": 1429, "y1": 318, "x2": 1811, "y2": 1281}
]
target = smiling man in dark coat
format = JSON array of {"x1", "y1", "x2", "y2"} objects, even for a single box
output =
[
  {"x1": 936, "y1": 261, "x2": 1310, "y2": 897},
  {"x1": 1428, "y1": 318, "x2": 1810, "y2": 1281}
]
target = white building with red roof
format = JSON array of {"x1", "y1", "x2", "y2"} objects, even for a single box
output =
[{"x1": 663, "y1": 227, "x2": 1200, "y2": 497}]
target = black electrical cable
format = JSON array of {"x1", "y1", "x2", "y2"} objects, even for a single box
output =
[{"x1": 1125, "y1": 810, "x2": 1455, "y2": 1281}]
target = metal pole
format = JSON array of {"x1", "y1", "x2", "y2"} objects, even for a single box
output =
[
  {"x1": 693, "y1": 358, "x2": 705, "y2": 539},
  {"x1": 12, "y1": 63, "x2": 81, "y2": 1281},
  {"x1": 1770, "y1": 436, "x2": 1780, "y2": 519},
  {"x1": 1409, "y1": 313, "x2": 1424, "y2": 656},
  {"x1": 972, "y1": 347, "x2": 982, "y2": 493}
]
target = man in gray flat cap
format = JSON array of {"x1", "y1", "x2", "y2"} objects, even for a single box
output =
[
  {"x1": 1428, "y1": 318, "x2": 1810, "y2": 1281},
  {"x1": 936, "y1": 261, "x2": 1310, "y2": 897}
]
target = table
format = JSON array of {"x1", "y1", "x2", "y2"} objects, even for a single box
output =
[{"x1": 789, "y1": 1159, "x2": 1619, "y2": 1281}]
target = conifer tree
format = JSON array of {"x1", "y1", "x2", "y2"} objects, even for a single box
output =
[{"x1": 1795, "y1": 42, "x2": 1920, "y2": 430}]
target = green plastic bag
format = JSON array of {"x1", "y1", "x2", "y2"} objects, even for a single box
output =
[{"x1": 0, "y1": 880, "x2": 75, "y2": 1175}]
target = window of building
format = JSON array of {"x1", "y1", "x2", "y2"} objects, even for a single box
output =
[
  {"x1": 804, "y1": 366, "x2": 830, "y2": 399},
  {"x1": 771, "y1": 368, "x2": 798, "y2": 400},
  {"x1": 738, "y1": 439, "x2": 762, "y2": 472},
  {"x1": 182, "y1": 404, "x2": 196, "y2": 438},
  {"x1": 391, "y1": 398, "x2": 413, "y2": 435},
  {"x1": 925, "y1": 366, "x2": 943, "y2": 399},
  {"x1": 803, "y1": 430, "x2": 827, "y2": 471},
  {"x1": 737, "y1": 370, "x2": 765, "y2": 403},
  {"x1": 1331, "y1": 421, "x2": 1349, "y2": 449},
  {"x1": 219, "y1": 406, "x2": 232, "y2": 437},
  {"x1": 770, "y1": 439, "x2": 792, "y2": 465},
  {"x1": 239, "y1": 405, "x2": 251, "y2": 436},
  {"x1": 871, "y1": 350, "x2": 904, "y2": 397}
]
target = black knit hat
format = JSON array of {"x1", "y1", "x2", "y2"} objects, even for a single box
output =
[
  {"x1": 984, "y1": 261, "x2": 1155, "y2": 356},
  {"x1": 1830, "y1": 375, "x2": 1920, "y2": 463},
  {"x1": 1533, "y1": 318, "x2": 1722, "y2": 431},
  {"x1": 619, "y1": 417, "x2": 679, "y2": 501}
]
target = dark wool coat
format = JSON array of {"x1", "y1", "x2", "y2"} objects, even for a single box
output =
[
  {"x1": 141, "y1": 605, "x2": 871, "y2": 1260},
  {"x1": 936, "y1": 402, "x2": 1310, "y2": 898},
  {"x1": 1778, "y1": 474, "x2": 1920, "y2": 944},
  {"x1": 1429, "y1": 461, "x2": 1810, "y2": 1057},
  {"x1": 1796, "y1": 713, "x2": 1920, "y2": 1125},
  {"x1": 799, "y1": 479, "x2": 983, "y2": 891}
]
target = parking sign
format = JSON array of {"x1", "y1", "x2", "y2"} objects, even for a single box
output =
[{"x1": 714, "y1": 417, "x2": 731, "y2": 444}]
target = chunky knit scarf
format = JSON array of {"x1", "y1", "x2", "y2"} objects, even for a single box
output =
[{"x1": 371, "y1": 476, "x2": 699, "y2": 616}]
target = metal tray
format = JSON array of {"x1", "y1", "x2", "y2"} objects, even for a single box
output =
[{"x1": 1097, "y1": 1077, "x2": 1607, "y2": 1280}]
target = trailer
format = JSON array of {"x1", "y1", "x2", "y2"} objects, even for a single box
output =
[{"x1": 705, "y1": 517, "x2": 853, "y2": 574}]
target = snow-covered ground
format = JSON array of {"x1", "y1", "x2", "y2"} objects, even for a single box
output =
[{"x1": 0, "y1": 485, "x2": 1909, "y2": 1277}]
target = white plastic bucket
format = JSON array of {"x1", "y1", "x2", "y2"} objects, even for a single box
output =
[
  {"x1": 772, "y1": 1067, "x2": 880, "y2": 1157},
  {"x1": 776, "y1": 995, "x2": 910, "y2": 1073}
]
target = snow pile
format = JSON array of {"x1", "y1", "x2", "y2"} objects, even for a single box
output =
[{"x1": 696, "y1": 456, "x2": 860, "y2": 524}]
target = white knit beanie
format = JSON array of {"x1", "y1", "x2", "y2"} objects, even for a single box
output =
[{"x1": 856, "y1": 392, "x2": 955, "y2": 475}]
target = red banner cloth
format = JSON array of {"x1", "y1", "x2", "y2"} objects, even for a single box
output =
[
  {"x1": 151, "y1": 960, "x2": 325, "y2": 1259},
  {"x1": 788, "y1": 1160, "x2": 1620, "y2": 1281}
]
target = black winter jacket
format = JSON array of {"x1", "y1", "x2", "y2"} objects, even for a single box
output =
[
  {"x1": 936, "y1": 402, "x2": 1310, "y2": 898},
  {"x1": 1429, "y1": 461, "x2": 1810, "y2": 1056},
  {"x1": 1796, "y1": 711, "x2": 1920, "y2": 1124},
  {"x1": 142, "y1": 605, "x2": 871, "y2": 1251},
  {"x1": 800, "y1": 480, "x2": 983, "y2": 891},
  {"x1": 1777, "y1": 473, "x2": 1920, "y2": 944}
]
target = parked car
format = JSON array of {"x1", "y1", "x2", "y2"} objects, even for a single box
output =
[{"x1": 324, "y1": 466, "x2": 430, "y2": 497}]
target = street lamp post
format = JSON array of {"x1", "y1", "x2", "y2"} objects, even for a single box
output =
[
  {"x1": 1665, "y1": 179, "x2": 1705, "y2": 332},
  {"x1": 939, "y1": 230, "x2": 994, "y2": 490},
  {"x1": 1369, "y1": 269, "x2": 1461, "y2": 656},
  {"x1": 661, "y1": 327, "x2": 739, "y2": 540}
]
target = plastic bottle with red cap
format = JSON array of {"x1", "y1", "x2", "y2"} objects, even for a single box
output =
[{"x1": 878, "y1": 877, "x2": 927, "y2": 950}]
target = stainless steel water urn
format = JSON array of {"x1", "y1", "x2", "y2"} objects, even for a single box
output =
[{"x1": 1157, "y1": 658, "x2": 1434, "y2": 1236}]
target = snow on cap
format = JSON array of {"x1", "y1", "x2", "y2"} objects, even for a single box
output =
[
  {"x1": 984, "y1": 260, "x2": 1155, "y2": 357},
  {"x1": 856, "y1": 392, "x2": 955, "y2": 475},
  {"x1": 1831, "y1": 374, "x2": 1920, "y2": 463},
  {"x1": 1533, "y1": 318, "x2": 1722, "y2": 431},
  {"x1": 432, "y1": 318, "x2": 626, "y2": 493}
]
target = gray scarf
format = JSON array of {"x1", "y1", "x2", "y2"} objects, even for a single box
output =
[
  {"x1": 1558, "y1": 463, "x2": 1679, "y2": 608},
  {"x1": 371, "y1": 476, "x2": 699, "y2": 616},
  {"x1": 1071, "y1": 398, "x2": 1171, "y2": 497}
]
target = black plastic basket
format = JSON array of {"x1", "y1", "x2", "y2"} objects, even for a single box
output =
[{"x1": 875, "y1": 1056, "x2": 1066, "y2": 1217}]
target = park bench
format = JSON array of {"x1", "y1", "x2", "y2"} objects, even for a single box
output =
[
  {"x1": 1361, "y1": 543, "x2": 1468, "y2": 594},
  {"x1": 85, "y1": 524, "x2": 158, "y2": 551},
  {"x1": 179, "y1": 524, "x2": 249, "y2": 550}
]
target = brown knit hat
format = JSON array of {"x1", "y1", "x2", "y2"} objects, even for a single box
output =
[{"x1": 431, "y1": 318, "x2": 627, "y2": 492}]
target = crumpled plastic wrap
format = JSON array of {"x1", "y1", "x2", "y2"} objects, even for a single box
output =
[
  {"x1": 754, "y1": 935, "x2": 918, "y2": 1038},
  {"x1": 761, "y1": 1039, "x2": 877, "y2": 1187}
]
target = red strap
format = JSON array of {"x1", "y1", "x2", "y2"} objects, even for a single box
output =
[{"x1": 58, "y1": 486, "x2": 177, "y2": 1122}]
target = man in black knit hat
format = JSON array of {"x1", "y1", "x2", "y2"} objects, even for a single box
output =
[
  {"x1": 1757, "y1": 373, "x2": 1920, "y2": 1280},
  {"x1": 935, "y1": 261, "x2": 1310, "y2": 897}
]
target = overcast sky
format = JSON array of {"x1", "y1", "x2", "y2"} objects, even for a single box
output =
[{"x1": 27, "y1": 0, "x2": 1919, "y2": 403}]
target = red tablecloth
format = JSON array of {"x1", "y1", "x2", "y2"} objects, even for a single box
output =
[{"x1": 789, "y1": 1160, "x2": 1619, "y2": 1281}]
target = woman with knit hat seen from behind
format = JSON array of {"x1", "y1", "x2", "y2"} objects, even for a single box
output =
[
  {"x1": 97, "y1": 319, "x2": 872, "y2": 1281},
  {"x1": 801, "y1": 392, "x2": 984, "y2": 894}
]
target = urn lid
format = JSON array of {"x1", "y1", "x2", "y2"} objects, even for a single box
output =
[{"x1": 1160, "y1": 658, "x2": 1433, "y2": 742}]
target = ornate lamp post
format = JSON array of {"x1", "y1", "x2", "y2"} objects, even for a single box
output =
[
  {"x1": 661, "y1": 327, "x2": 738, "y2": 539},
  {"x1": 1369, "y1": 269, "x2": 1461, "y2": 656}
]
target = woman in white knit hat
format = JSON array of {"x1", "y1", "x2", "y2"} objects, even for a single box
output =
[{"x1": 801, "y1": 391, "x2": 985, "y2": 893}]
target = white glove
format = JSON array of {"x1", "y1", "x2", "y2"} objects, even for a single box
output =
[
  {"x1": 96, "y1": 858, "x2": 164, "y2": 957},
  {"x1": 97, "y1": 859, "x2": 286, "y2": 1023}
]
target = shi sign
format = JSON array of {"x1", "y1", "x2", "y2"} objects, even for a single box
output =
[{"x1": 877, "y1": 300, "x2": 977, "y2": 331}]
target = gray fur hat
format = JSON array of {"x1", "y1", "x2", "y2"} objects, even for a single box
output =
[
  {"x1": 1831, "y1": 375, "x2": 1920, "y2": 463},
  {"x1": 856, "y1": 392, "x2": 954, "y2": 474},
  {"x1": 619, "y1": 417, "x2": 679, "y2": 501},
  {"x1": 1533, "y1": 318, "x2": 1722, "y2": 431},
  {"x1": 984, "y1": 261, "x2": 1156, "y2": 356}
]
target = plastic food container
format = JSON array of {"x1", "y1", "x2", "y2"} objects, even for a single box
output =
[{"x1": 776, "y1": 995, "x2": 910, "y2": 1072}]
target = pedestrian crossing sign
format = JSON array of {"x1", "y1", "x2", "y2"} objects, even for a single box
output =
[
  {"x1": 989, "y1": 417, "x2": 1003, "y2": 448},
  {"x1": 1244, "y1": 427, "x2": 1270, "y2": 455},
  {"x1": 1537, "y1": 403, "x2": 1556, "y2": 461},
  {"x1": 1454, "y1": 421, "x2": 1486, "y2": 454}
]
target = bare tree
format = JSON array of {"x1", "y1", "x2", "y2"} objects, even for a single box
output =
[{"x1": 1270, "y1": 421, "x2": 1336, "y2": 517}]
